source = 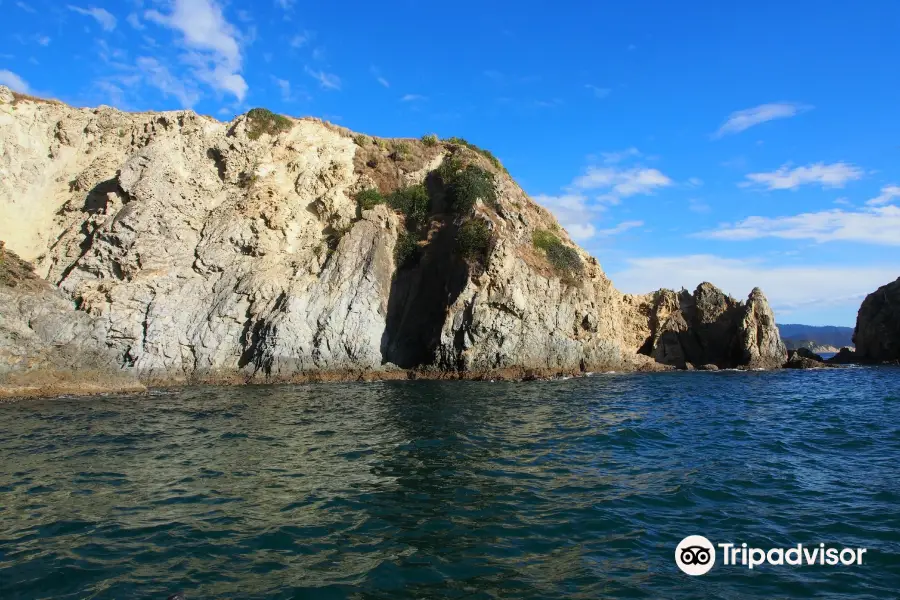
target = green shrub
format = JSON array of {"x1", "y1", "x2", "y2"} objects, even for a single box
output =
[
  {"x1": 394, "y1": 230, "x2": 420, "y2": 268},
  {"x1": 532, "y1": 229, "x2": 583, "y2": 277},
  {"x1": 375, "y1": 139, "x2": 388, "y2": 150},
  {"x1": 444, "y1": 164, "x2": 497, "y2": 213},
  {"x1": 421, "y1": 133, "x2": 439, "y2": 147},
  {"x1": 245, "y1": 108, "x2": 293, "y2": 140},
  {"x1": 390, "y1": 141, "x2": 412, "y2": 161},
  {"x1": 442, "y1": 136, "x2": 505, "y2": 171},
  {"x1": 456, "y1": 219, "x2": 492, "y2": 262},
  {"x1": 387, "y1": 184, "x2": 430, "y2": 229},
  {"x1": 546, "y1": 243, "x2": 583, "y2": 276},
  {"x1": 532, "y1": 229, "x2": 560, "y2": 251},
  {"x1": 354, "y1": 134, "x2": 368, "y2": 146},
  {"x1": 355, "y1": 188, "x2": 384, "y2": 211}
]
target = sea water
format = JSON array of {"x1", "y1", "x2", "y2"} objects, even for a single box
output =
[{"x1": 1, "y1": 368, "x2": 899, "y2": 598}]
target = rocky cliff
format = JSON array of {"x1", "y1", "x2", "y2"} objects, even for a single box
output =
[
  {"x1": 640, "y1": 284, "x2": 786, "y2": 370},
  {"x1": 0, "y1": 87, "x2": 787, "y2": 394},
  {"x1": 853, "y1": 277, "x2": 900, "y2": 362}
]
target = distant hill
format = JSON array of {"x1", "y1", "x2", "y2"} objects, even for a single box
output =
[{"x1": 777, "y1": 324, "x2": 854, "y2": 349}]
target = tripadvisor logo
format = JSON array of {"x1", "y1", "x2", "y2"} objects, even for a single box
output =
[{"x1": 675, "y1": 536, "x2": 868, "y2": 576}]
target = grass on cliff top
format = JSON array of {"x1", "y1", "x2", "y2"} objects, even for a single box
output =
[
  {"x1": 245, "y1": 108, "x2": 293, "y2": 140},
  {"x1": 532, "y1": 229, "x2": 583, "y2": 279},
  {"x1": 442, "y1": 136, "x2": 506, "y2": 172}
]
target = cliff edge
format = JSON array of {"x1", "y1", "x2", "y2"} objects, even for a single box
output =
[
  {"x1": 853, "y1": 277, "x2": 900, "y2": 363},
  {"x1": 0, "y1": 87, "x2": 786, "y2": 393}
]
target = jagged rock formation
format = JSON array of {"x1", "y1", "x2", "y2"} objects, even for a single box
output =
[
  {"x1": 639, "y1": 283, "x2": 786, "y2": 370},
  {"x1": 853, "y1": 277, "x2": 900, "y2": 362},
  {"x1": 0, "y1": 87, "x2": 787, "y2": 394},
  {"x1": 0, "y1": 242, "x2": 143, "y2": 398}
]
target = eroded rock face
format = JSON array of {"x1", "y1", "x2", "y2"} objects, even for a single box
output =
[
  {"x1": 853, "y1": 278, "x2": 900, "y2": 362},
  {"x1": 641, "y1": 283, "x2": 786, "y2": 369},
  {"x1": 0, "y1": 242, "x2": 143, "y2": 397},
  {"x1": 0, "y1": 87, "x2": 783, "y2": 388}
]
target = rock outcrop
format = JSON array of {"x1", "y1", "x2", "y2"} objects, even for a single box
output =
[
  {"x1": 640, "y1": 283, "x2": 787, "y2": 370},
  {"x1": 0, "y1": 242, "x2": 143, "y2": 398},
  {"x1": 0, "y1": 87, "x2": 787, "y2": 394},
  {"x1": 853, "y1": 278, "x2": 900, "y2": 362}
]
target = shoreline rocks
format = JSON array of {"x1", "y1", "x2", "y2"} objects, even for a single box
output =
[
  {"x1": 0, "y1": 88, "x2": 794, "y2": 398},
  {"x1": 853, "y1": 278, "x2": 900, "y2": 363}
]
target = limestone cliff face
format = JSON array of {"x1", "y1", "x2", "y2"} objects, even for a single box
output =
[
  {"x1": 853, "y1": 277, "x2": 900, "y2": 362},
  {"x1": 0, "y1": 87, "x2": 784, "y2": 389},
  {"x1": 0, "y1": 242, "x2": 143, "y2": 397},
  {"x1": 640, "y1": 283, "x2": 787, "y2": 369}
]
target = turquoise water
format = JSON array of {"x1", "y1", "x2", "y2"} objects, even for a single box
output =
[{"x1": 1, "y1": 368, "x2": 899, "y2": 599}]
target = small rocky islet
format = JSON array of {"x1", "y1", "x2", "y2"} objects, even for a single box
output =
[{"x1": 0, "y1": 87, "x2": 896, "y2": 398}]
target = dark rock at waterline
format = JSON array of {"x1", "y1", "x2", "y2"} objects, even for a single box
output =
[{"x1": 853, "y1": 277, "x2": 900, "y2": 362}]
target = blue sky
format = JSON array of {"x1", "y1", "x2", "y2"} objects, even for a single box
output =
[{"x1": 2, "y1": 0, "x2": 899, "y2": 326}]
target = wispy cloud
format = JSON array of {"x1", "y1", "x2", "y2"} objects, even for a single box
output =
[
  {"x1": 290, "y1": 30, "x2": 313, "y2": 48},
  {"x1": 272, "y1": 76, "x2": 291, "y2": 101},
  {"x1": 713, "y1": 102, "x2": 812, "y2": 138},
  {"x1": 0, "y1": 69, "x2": 30, "y2": 93},
  {"x1": 370, "y1": 66, "x2": 390, "y2": 88},
  {"x1": 532, "y1": 193, "x2": 602, "y2": 241},
  {"x1": 401, "y1": 93, "x2": 426, "y2": 102},
  {"x1": 601, "y1": 147, "x2": 641, "y2": 164},
  {"x1": 698, "y1": 205, "x2": 900, "y2": 246},
  {"x1": 275, "y1": 0, "x2": 295, "y2": 9},
  {"x1": 305, "y1": 66, "x2": 340, "y2": 90},
  {"x1": 126, "y1": 13, "x2": 144, "y2": 30},
  {"x1": 742, "y1": 162, "x2": 863, "y2": 191},
  {"x1": 67, "y1": 5, "x2": 117, "y2": 31},
  {"x1": 36, "y1": 35, "x2": 51, "y2": 46},
  {"x1": 866, "y1": 184, "x2": 900, "y2": 206},
  {"x1": 135, "y1": 56, "x2": 200, "y2": 107},
  {"x1": 611, "y1": 254, "x2": 899, "y2": 318},
  {"x1": 16, "y1": 1, "x2": 36, "y2": 13},
  {"x1": 144, "y1": 0, "x2": 247, "y2": 101},
  {"x1": 573, "y1": 166, "x2": 672, "y2": 197},
  {"x1": 596, "y1": 220, "x2": 643, "y2": 236},
  {"x1": 585, "y1": 84, "x2": 610, "y2": 99}
]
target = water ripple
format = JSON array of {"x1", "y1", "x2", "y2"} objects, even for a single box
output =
[{"x1": 0, "y1": 368, "x2": 899, "y2": 598}]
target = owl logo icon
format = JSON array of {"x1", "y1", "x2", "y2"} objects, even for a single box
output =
[{"x1": 675, "y1": 535, "x2": 716, "y2": 575}]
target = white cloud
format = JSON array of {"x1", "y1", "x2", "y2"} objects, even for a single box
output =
[
  {"x1": 0, "y1": 69, "x2": 30, "y2": 93},
  {"x1": 713, "y1": 102, "x2": 811, "y2": 138},
  {"x1": 687, "y1": 177, "x2": 703, "y2": 187},
  {"x1": 16, "y1": 1, "x2": 36, "y2": 13},
  {"x1": 401, "y1": 94, "x2": 426, "y2": 102},
  {"x1": 275, "y1": 0, "x2": 294, "y2": 9},
  {"x1": 290, "y1": 31, "x2": 312, "y2": 48},
  {"x1": 585, "y1": 84, "x2": 610, "y2": 99},
  {"x1": 145, "y1": 0, "x2": 247, "y2": 101},
  {"x1": 127, "y1": 13, "x2": 144, "y2": 30},
  {"x1": 601, "y1": 147, "x2": 641, "y2": 164},
  {"x1": 67, "y1": 5, "x2": 117, "y2": 31},
  {"x1": 742, "y1": 162, "x2": 863, "y2": 191},
  {"x1": 370, "y1": 66, "x2": 389, "y2": 88},
  {"x1": 699, "y1": 205, "x2": 900, "y2": 246},
  {"x1": 304, "y1": 66, "x2": 340, "y2": 90},
  {"x1": 611, "y1": 254, "x2": 899, "y2": 316},
  {"x1": 532, "y1": 193, "x2": 602, "y2": 241},
  {"x1": 573, "y1": 166, "x2": 672, "y2": 197},
  {"x1": 596, "y1": 220, "x2": 644, "y2": 236},
  {"x1": 866, "y1": 184, "x2": 900, "y2": 206},
  {"x1": 135, "y1": 56, "x2": 200, "y2": 108}
]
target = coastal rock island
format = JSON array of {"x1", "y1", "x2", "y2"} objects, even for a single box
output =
[
  {"x1": 0, "y1": 87, "x2": 788, "y2": 396},
  {"x1": 853, "y1": 277, "x2": 900, "y2": 363}
]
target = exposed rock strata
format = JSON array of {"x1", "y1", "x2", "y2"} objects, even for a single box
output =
[
  {"x1": 853, "y1": 278, "x2": 900, "y2": 362},
  {"x1": 0, "y1": 87, "x2": 786, "y2": 394},
  {"x1": 640, "y1": 283, "x2": 786, "y2": 370}
]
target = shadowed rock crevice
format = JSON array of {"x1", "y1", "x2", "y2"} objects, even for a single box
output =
[{"x1": 381, "y1": 218, "x2": 470, "y2": 369}]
